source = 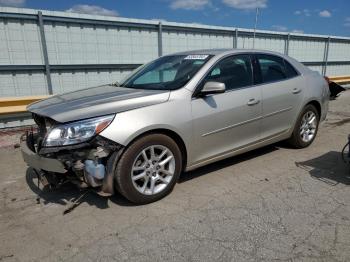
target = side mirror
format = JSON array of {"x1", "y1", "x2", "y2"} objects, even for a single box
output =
[{"x1": 200, "y1": 81, "x2": 226, "y2": 96}]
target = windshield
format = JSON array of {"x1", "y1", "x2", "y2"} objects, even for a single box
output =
[{"x1": 120, "y1": 54, "x2": 213, "y2": 90}]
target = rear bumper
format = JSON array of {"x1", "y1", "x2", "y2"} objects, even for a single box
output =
[{"x1": 20, "y1": 136, "x2": 67, "y2": 173}]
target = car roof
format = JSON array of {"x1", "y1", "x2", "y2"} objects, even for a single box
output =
[
  {"x1": 171, "y1": 48, "x2": 287, "y2": 57},
  {"x1": 170, "y1": 48, "x2": 311, "y2": 75}
]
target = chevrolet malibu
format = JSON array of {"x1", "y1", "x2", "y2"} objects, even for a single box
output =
[{"x1": 21, "y1": 49, "x2": 330, "y2": 204}]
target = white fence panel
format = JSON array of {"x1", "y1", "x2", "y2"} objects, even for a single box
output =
[{"x1": 0, "y1": 7, "x2": 349, "y2": 98}]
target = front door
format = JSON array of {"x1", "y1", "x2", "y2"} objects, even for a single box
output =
[{"x1": 191, "y1": 54, "x2": 263, "y2": 165}]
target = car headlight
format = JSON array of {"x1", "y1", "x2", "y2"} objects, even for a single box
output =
[{"x1": 43, "y1": 115, "x2": 115, "y2": 147}]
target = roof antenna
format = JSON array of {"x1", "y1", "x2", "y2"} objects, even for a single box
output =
[{"x1": 253, "y1": 7, "x2": 259, "y2": 49}]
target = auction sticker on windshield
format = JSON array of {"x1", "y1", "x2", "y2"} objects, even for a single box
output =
[{"x1": 184, "y1": 55, "x2": 209, "y2": 60}]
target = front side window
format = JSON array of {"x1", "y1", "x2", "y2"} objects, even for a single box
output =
[
  {"x1": 257, "y1": 54, "x2": 287, "y2": 83},
  {"x1": 121, "y1": 55, "x2": 212, "y2": 90},
  {"x1": 202, "y1": 54, "x2": 253, "y2": 91}
]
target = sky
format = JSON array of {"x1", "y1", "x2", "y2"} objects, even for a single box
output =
[{"x1": 0, "y1": 0, "x2": 350, "y2": 36}]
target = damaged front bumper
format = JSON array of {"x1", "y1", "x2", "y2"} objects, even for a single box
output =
[
  {"x1": 21, "y1": 135, "x2": 67, "y2": 173},
  {"x1": 20, "y1": 131, "x2": 123, "y2": 196}
]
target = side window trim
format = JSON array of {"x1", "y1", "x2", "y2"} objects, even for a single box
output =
[
  {"x1": 251, "y1": 54, "x2": 262, "y2": 85},
  {"x1": 193, "y1": 53, "x2": 254, "y2": 97}
]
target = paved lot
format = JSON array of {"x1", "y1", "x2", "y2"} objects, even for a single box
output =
[{"x1": 0, "y1": 92, "x2": 350, "y2": 262}]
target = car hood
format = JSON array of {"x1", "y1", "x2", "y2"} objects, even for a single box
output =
[{"x1": 28, "y1": 85, "x2": 170, "y2": 123}]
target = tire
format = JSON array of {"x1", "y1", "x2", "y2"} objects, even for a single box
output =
[
  {"x1": 288, "y1": 104, "x2": 320, "y2": 148},
  {"x1": 115, "y1": 133, "x2": 182, "y2": 204}
]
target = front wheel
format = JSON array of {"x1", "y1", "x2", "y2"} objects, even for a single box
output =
[
  {"x1": 288, "y1": 104, "x2": 320, "y2": 148},
  {"x1": 115, "y1": 134, "x2": 182, "y2": 204}
]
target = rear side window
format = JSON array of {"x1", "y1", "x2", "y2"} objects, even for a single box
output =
[
  {"x1": 204, "y1": 54, "x2": 253, "y2": 91},
  {"x1": 256, "y1": 54, "x2": 287, "y2": 83},
  {"x1": 284, "y1": 59, "x2": 299, "y2": 78}
]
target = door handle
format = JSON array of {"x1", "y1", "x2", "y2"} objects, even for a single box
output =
[
  {"x1": 247, "y1": 98, "x2": 260, "y2": 106},
  {"x1": 292, "y1": 88, "x2": 301, "y2": 94}
]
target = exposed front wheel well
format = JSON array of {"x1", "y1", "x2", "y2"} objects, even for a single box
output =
[{"x1": 126, "y1": 129, "x2": 188, "y2": 172}]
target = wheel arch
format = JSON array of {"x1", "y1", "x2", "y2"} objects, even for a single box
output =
[
  {"x1": 124, "y1": 128, "x2": 188, "y2": 172},
  {"x1": 305, "y1": 100, "x2": 321, "y2": 117},
  {"x1": 287, "y1": 99, "x2": 321, "y2": 148},
  {"x1": 289, "y1": 98, "x2": 322, "y2": 137}
]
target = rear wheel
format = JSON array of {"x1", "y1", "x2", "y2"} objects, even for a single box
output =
[
  {"x1": 115, "y1": 134, "x2": 182, "y2": 204},
  {"x1": 288, "y1": 104, "x2": 319, "y2": 148}
]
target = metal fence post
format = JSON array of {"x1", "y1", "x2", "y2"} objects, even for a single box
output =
[
  {"x1": 285, "y1": 33, "x2": 290, "y2": 55},
  {"x1": 234, "y1": 29, "x2": 238, "y2": 48},
  {"x1": 38, "y1": 11, "x2": 53, "y2": 94},
  {"x1": 323, "y1": 37, "x2": 330, "y2": 76},
  {"x1": 158, "y1": 21, "x2": 163, "y2": 57}
]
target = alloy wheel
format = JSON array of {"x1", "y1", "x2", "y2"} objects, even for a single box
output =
[
  {"x1": 131, "y1": 145, "x2": 175, "y2": 195},
  {"x1": 299, "y1": 111, "x2": 317, "y2": 143}
]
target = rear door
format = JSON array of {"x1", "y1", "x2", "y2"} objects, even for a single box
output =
[{"x1": 254, "y1": 54, "x2": 304, "y2": 139}]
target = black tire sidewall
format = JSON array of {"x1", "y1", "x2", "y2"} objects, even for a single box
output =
[{"x1": 115, "y1": 134, "x2": 182, "y2": 204}]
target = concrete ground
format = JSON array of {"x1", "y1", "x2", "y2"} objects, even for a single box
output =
[{"x1": 0, "y1": 92, "x2": 349, "y2": 262}]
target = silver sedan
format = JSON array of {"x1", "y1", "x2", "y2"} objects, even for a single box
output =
[{"x1": 22, "y1": 49, "x2": 330, "y2": 204}]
